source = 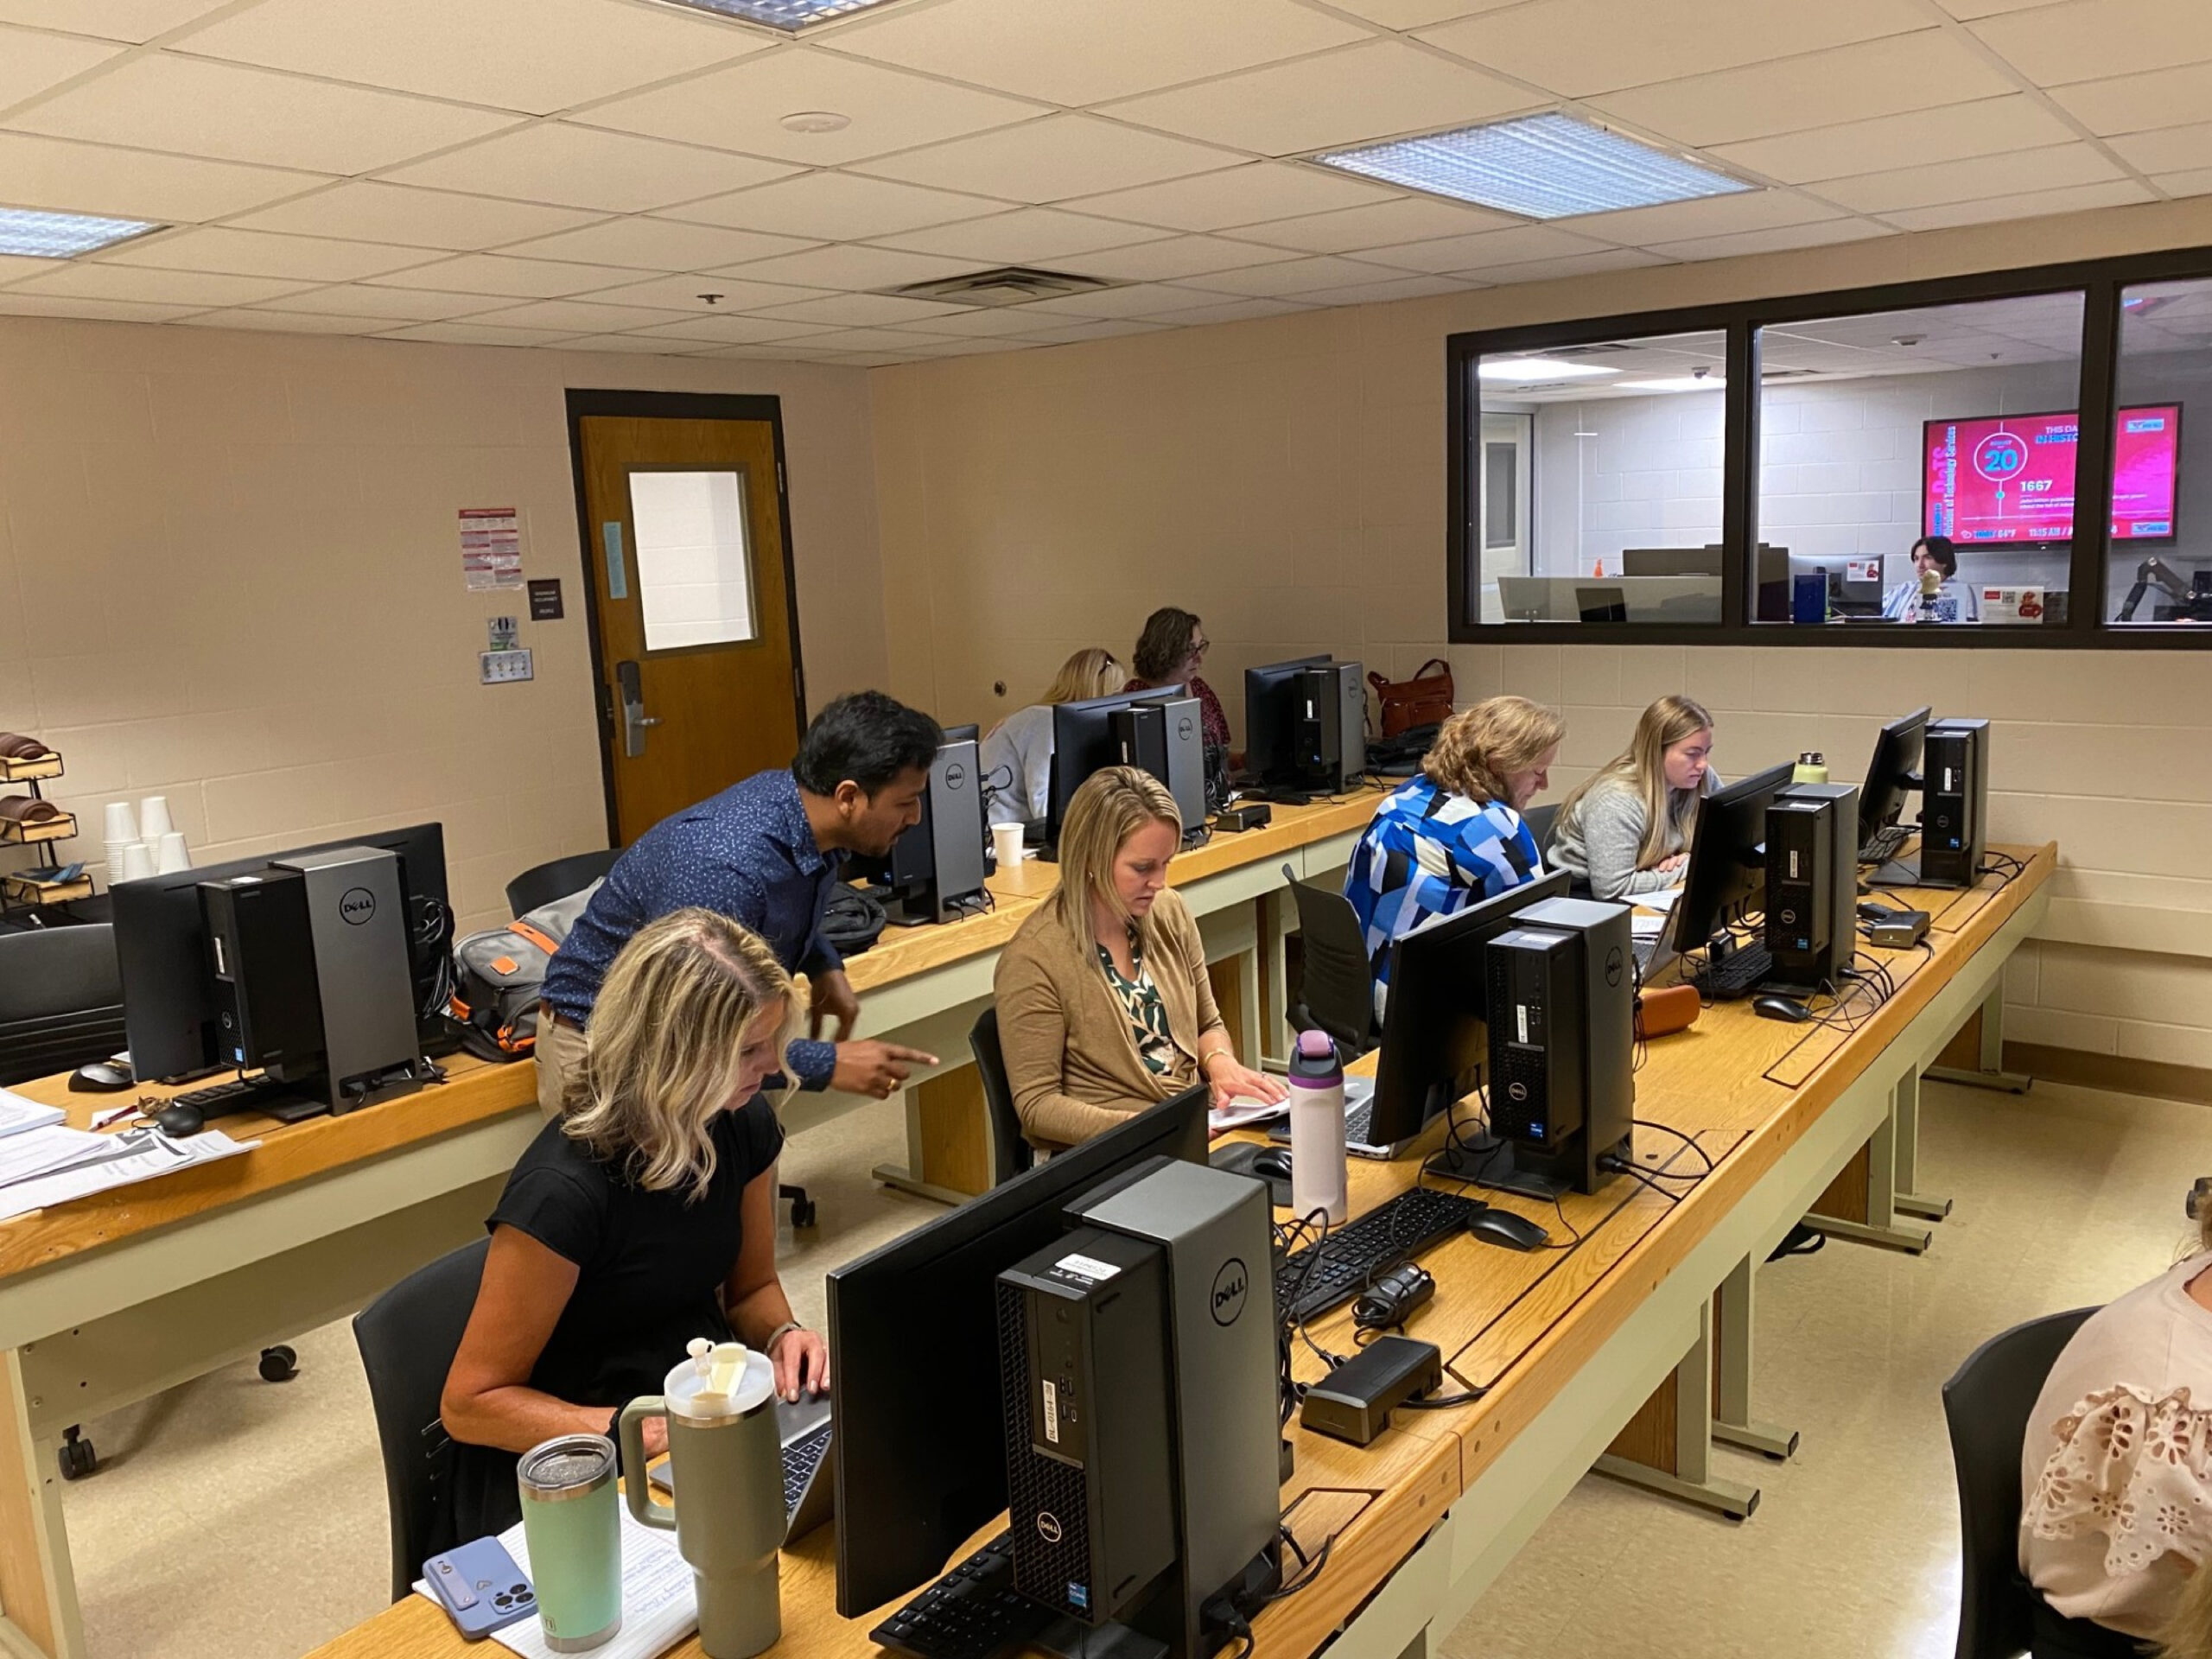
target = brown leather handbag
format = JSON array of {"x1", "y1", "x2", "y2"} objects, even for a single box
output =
[{"x1": 1367, "y1": 658, "x2": 1454, "y2": 738}]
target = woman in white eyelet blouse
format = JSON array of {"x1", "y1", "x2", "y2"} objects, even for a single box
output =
[{"x1": 2020, "y1": 1206, "x2": 2212, "y2": 1657}]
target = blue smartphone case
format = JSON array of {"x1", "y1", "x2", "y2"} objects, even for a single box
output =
[{"x1": 426, "y1": 1536, "x2": 537, "y2": 1641}]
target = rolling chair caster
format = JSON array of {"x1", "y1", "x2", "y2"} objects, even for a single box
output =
[
  {"x1": 57, "y1": 1426, "x2": 95, "y2": 1481},
  {"x1": 780, "y1": 1183, "x2": 816, "y2": 1228},
  {"x1": 258, "y1": 1345, "x2": 298, "y2": 1382}
]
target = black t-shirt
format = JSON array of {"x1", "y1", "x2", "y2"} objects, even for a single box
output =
[{"x1": 449, "y1": 1098, "x2": 784, "y2": 1542}]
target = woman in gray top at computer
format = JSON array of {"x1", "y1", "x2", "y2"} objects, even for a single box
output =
[
  {"x1": 1549, "y1": 696, "x2": 1721, "y2": 900},
  {"x1": 979, "y1": 647, "x2": 1122, "y2": 825},
  {"x1": 1882, "y1": 535, "x2": 1982, "y2": 624}
]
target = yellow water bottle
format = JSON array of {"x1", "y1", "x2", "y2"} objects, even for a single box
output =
[{"x1": 1793, "y1": 751, "x2": 1829, "y2": 785}]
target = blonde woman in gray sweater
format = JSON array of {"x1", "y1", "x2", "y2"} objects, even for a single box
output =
[{"x1": 1549, "y1": 696, "x2": 1720, "y2": 900}]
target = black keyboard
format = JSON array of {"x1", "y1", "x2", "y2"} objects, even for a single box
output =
[
  {"x1": 1694, "y1": 943, "x2": 1775, "y2": 1001},
  {"x1": 170, "y1": 1074, "x2": 318, "y2": 1118},
  {"x1": 1859, "y1": 823, "x2": 1913, "y2": 866},
  {"x1": 1275, "y1": 1187, "x2": 1484, "y2": 1325},
  {"x1": 782, "y1": 1422, "x2": 830, "y2": 1512},
  {"x1": 871, "y1": 1532, "x2": 1050, "y2": 1659}
]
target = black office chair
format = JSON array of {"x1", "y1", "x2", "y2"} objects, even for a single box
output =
[
  {"x1": 1281, "y1": 863, "x2": 1380, "y2": 1056},
  {"x1": 1942, "y1": 1306, "x2": 2100, "y2": 1659},
  {"x1": 0, "y1": 923, "x2": 125, "y2": 1087},
  {"x1": 969, "y1": 1007, "x2": 1032, "y2": 1185},
  {"x1": 355, "y1": 1236, "x2": 490, "y2": 1603},
  {"x1": 1522, "y1": 801, "x2": 1560, "y2": 865},
  {"x1": 505, "y1": 849, "x2": 619, "y2": 918}
]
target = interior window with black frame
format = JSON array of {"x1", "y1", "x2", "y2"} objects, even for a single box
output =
[
  {"x1": 1471, "y1": 328, "x2": 1727, "y2": 627},
  {"x1": 2107, "y1": 278, "x2": 2211, "y2": 627},
  {"x1": 1751, "y1": 292, "x2": 2085, "y2": 630}
]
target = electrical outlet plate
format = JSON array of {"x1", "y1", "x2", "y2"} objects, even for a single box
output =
[{"x1": 480, "y1": 648, "x2": 534, "y2": 685}]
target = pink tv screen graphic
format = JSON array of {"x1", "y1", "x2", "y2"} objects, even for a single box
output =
[{"x1": 1923, "y1": 404, "x2": 2181, "y2": 543}]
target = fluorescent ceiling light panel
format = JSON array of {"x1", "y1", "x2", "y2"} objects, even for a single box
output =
[
  {"x1": 1618, "y1": 375, "x2": 1724, "y2": 392},
  {"x1": 0, "y1": 204, "x2": 161, "y2": 257},
  {"x1": 1478, "y1": 356, "x2": 1616, "y2": 381},
  {"x1": 652, "y1": 0, "x2": 898, "y2": 28},
  {"x1": 1316, "y1": 112, "x2": 1752, "y2": 220}
]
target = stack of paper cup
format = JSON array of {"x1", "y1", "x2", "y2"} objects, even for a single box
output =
[
  {"x1": 139, "y1": 797, "x2": 174, "y2": 841},
  {"x1": 155, "y1": 831, "x2": 190, "y2": 874},
  {"x1": 118, "y1": 842, "x2": 156, "y2": 881},
  {"x1": 103, "y1": 802, "x2": 139, "y2": 881}
]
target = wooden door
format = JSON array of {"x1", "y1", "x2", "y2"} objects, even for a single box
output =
[{"x1": 575, "y1": 413, "x2": 804, "y2": 845}]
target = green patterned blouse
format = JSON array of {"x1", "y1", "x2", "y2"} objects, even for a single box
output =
[{"x1": 1096, "y1": 930, "x2": 1185, "y2": 1080}]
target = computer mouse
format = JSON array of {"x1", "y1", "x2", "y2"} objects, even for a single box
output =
[
  {"x1": 1249, "y1": 1147, "x2": 1294, "y2": 1183},
  {"x1": 69, "y1": 1060, "x2": 134, "y2": 1093},
  {"x1": 1466, "y1": 1208, "x2": 1549, "y2": 1252},
  {"x1": 1753, "y1": 994, "x2": 1815, "y2": 1024},
  {"x1": 151, "y1": 1101, "x2": 206, "y2": 1138}
]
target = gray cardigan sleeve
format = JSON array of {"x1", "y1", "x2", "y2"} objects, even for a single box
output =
[{"x1": 1558, "y1": 784, "x2": 1679, "y2": 899}]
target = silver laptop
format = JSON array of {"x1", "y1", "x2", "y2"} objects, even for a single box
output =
[
  {"x1": 1266, "y1": 1074, "x2": 1391, "y2": 1159},
  {"x1": 649, "y1": 1391, "x2": 834, "y2": 1545}
]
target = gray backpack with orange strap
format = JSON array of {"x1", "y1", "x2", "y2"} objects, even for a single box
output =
[{"x1": 448, "y1": 882, "x2": 601, "y2": 1062}]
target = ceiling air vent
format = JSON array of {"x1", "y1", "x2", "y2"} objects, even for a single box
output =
[{"x1": 882, "y1": 266, "x2": 1122, "y2": 308}]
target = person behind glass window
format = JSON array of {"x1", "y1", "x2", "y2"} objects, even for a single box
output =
[{"x1": 1883, "y1": 535, "x2": 1981, "y2": 624}]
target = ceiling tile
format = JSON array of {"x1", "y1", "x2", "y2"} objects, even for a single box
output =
[
  {"x1": 749, "y1": 291, "x2": 971, "y2": 326},
  {"x1": 464, "y1": 296, "x2": 699, "y2": 332},
  {"x1": 899, "y1": 304, "x2": 1074, "y2": 337},
  {"x1": 0, "y1": 25, "x2": 122, "y2": 107},
  {"x1": 0, "y1": 254, "x2": 48, "y2": 282},
  {"x1": 1562, "y1": 188, "x2": 1836, "y2": 245},
  {"x1": 715, "y1": 243, "x2": 979, "y2": 289},
  {"x1": 1643, "y1": 216, "x2": 1890, "y2": 261},
  {"x1": 1713, "y1": 95, "x2": 2078, "y2": 182},
  {"x1": 0, "y1": 130, "x2": 328, "y2": 221},
  {"x1": 1876, "y1": 178, "x2": 2152, "y2": 232},
  {"x1": 257, "y1": 283, "x2": 514, "y2": 320},
  {"x1": 180, "y1": 308, "x2": 394, "y2": 334},
  {"x1": 1929, "y1": 0, "x2": 2063, "y2": 15},
  {"x1": 580, "y1": 47, "x2": 1044, "y2": 167},
  {"x1": 1969, "y1": 0, "x2": 2212, "y2": 88},
  {"x1": 2153, "y1": 167, "x2": 2212, "y2": 199},
  {"x1": 856, "y1": 114, "x2": 1243, "y2": 203},
  {"x1": 102, "y1": 226, "x2": 442, "y2": 282},
  {"x1": 177, "y1": 0, "x2": 767, "y2": 116},
  {"x1": 379, "y1": 321, "x2": 584, "y2": 346},
  {"x1": 578, "y1": 272, "x2": 823, "y2": 310},
  {"x1": 1222, "y1": 195, "x2": 1516, "y2": 253},
  {"x1": 1418, "y1": 0, "x2": 1927, "y2": 99},
  {"x1": 871, "y1": 207, "x2": 1170, "y2": 263},
  {"x1": 1262, "y1": 270, "x2": 1477, "y2": 306},
  {"x1": 2110, "y1": 123, "x2": 2212, "y2": 176},
  {"x1": 693, "y1": 340, "x2": 863, "y2": 359},
  {"x1": 1469, "y1": 246, "x2": 1670, "y2": 283},
  {"x1": 2052, "y1": 63, "x2": 2212, "y2": 137},
  {"x1": 227, "y1": 182, "x2": 603, "y2": 250},
  {"x1": 1193, "y1": 253, "x2": 1419, "y2": 296},
  {"x1": 6, "y1": 263, "x2": 315, "y2": 306},
  {"x1": 543, "y1": 333, "x2": 705, "y2": 354},
  {"x1": 822, "y1": 0, "x2": 1367, "y2": 106},
  {"x1": 1098, "y1": 40, "x2": 1539, "y2": 157},
  {"x1": 1068, "y1": 162, "x2": 1399, "y2": 232},
  {"x1": 626, "y1": 314, "x2": 842, "y2": 343},
  {"x1": 785, "y1": 326, "x2": 950, "y2": 353},
  {"x1": 1590, "y1": 30, "x2": 2017, "y2": 148},
  {"x1": 1817, "y1": 143, "x2": 2122, "y2": 214},
  {"x1": 7, "y1": 55, "x2": 518, "y2": 175},
  {"x1": 1058, "y1": 234, "x2": 1304, "y2": 282},
  {"x1": 0, "y1": 291, "x2": 203, "y2": 321},
  {"x1": 1012, "y1": 281, "x2": 1234, "y2": 318},
  {"x1": 1139, "y1": 295, "x2": 1316, "y2": 324},
  {"x1": 667, "y1": 171, "x2": 1001, "y2": 239},
  {"x1": 370, "y1": 252, "x2": 642, "y2": 297},
  {"x1": 0, "y1": 1, "x2": 226, "y2": 42},
  {"x1": 383, "y1": 124, "x2": 797, "y2": 214},
  {"x1": 499, "y1": 216, "x2": 816, "y2": 270},
  {"x1": 1014, "y1": 317, "x2": 1170, "y2": 344},
  {"x1": 1315, "y1": 0, "x2": 1526, "y2": 24},
  {"x1": 1366, "y1": 224, "x2": 1614, "y2": 273}
]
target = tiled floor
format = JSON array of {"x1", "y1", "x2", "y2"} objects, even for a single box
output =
[{"x1": 60, "y1": 1077, "x2": 2212, "y2": 1659}]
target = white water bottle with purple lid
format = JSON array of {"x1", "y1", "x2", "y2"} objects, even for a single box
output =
[{"x1": 1287, "y1": 1030, "x2": 1349, "y2": 1224}]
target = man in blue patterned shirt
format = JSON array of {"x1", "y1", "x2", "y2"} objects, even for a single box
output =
[
  {"x1": 1343, "y1": 696, "x2": 1564, "y2": 1024},
  {"x1": 540, "y1": 692, "x2": 944, "y2": 1112}
]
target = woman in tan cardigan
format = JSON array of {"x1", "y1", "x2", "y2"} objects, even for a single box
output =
[{"x1": 995, "y1": 766, "x2": 1284, "y2": 1149}]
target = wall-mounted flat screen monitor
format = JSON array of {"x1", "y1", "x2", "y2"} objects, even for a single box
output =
[{"x1": 1923, "y1": 404, "x2": 2180, "y2": 544}]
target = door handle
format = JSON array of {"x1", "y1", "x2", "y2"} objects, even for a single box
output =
[{"x1": 615, "y1": 660, "x2": 661, "y2": 759}]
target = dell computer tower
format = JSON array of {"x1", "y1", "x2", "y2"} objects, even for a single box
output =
[
  {"x1": 200, "y1": 867, "x2": 326, "y2": 1082},
  {"x1": 1919, "y1": 718, "x2": 1988, "y2": 887},
  {"x1": 1114, "y1": 697, "x2": 1207, "y2": 840},
  {"x1": 1766, "y1": 783, "x2": 1859, "y2": 990},
  {"x1": 997, "y1": 1229, "x2": 1176, "y2": 1630},
  {"x1": 1292, "y1": 662, "x2": 1367, "y2": 794},
  {"x1": 883, "y1": 735, "x2": 987, "y2": 925},
  {"x1": 268, "y1": 845, "x2": 422, "y2": 1111},
  {"x1": 1484, "y1": 897, "x2": 1634, "y2": 1195}
]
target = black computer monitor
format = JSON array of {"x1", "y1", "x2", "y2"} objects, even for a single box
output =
[
  {"x1": 113, "y1": 822, "x2": 448, "y2": 1083},
  {"x1": 1044, "y1": 687, "x2": 1191, "y2": 854},
  {"x1": 1858, "y1": 707, "x2": 1930, "y2": 848},
  {"x1": 1362, "y1": 870, "x2": 1571, "y2": 1154},
  {"x1": 828, "y1": 1083, "x2": 1210, "y2": 1618},
  {"x1": 1243, "y1": 656, "x2": 1330, "y2": 785},
  {"x1": 1667, "y1": 763, "x2": 1796, "y2": 957}
]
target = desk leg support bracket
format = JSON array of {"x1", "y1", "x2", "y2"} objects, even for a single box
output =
[
  {"x1": 1712, "y1": 1255, "x2": 1801, "y2": 1464},
  {"x1": 1593, "y1": 1303, "x2": 1761, "y2": 1522},
  {"x1": 1926, "y1": 985, "x2": 2032, "y2": 1094}
]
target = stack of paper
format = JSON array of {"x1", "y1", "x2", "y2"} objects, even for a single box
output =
[
  {"x1": 416, "y1": 1504, "x2": 699, "y2": 1659},
  {"x1": 0, "y1": 1086, "x2": 256, "y2": 1224}
]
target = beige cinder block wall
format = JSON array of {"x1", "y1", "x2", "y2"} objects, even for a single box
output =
[
  {"x1": 872, "y1": 195, "x2": 2212, "y2": 1077},
  {"x1": 0, "y1": 318, "x2": 887, "y2": 933}
]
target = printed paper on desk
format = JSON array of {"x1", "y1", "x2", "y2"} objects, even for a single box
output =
[
  {"x1": 0, "y1": 1124, "x2": 129, "y2": 1188},
  {"x1": 0, "y1": 1129, "x2": 256, "y2": 1223},
  {"x1": 0, "y1": 1088, "x2": 65, "y2": 1138},
  {"x1": 416, "y1": 1503, "x2": 697, "y2": 1659},
  {"x1": 1209, "y1": 1095, "x2": 1291, "y2": 1134},
  {"x1": 1637, "y1": 887, "x2": 1685, "y2": 914},
  {"x1": 1630, "y1": 913, "x2": 1669, "y2": 940}
]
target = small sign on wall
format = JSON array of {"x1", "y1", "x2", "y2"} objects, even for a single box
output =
[
  {"x1": 461, "y1": 507, "x2": 524, "y2": 591},
  {"x1": 527, "y1": 578, "x2": 563, "y2": 620}
]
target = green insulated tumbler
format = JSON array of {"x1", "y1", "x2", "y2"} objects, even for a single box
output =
[{"x1": 518, "y1": 1433, "x2": 623, "y2": 1652}]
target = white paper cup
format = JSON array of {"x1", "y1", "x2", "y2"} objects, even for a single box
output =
[
  {"x1": 103, "y1": 802, "x2": 138, "y2": 843},
  {"x1": 991, "y1": 822, "x2": 1026, "y2": 868},
  {"x1": 138, "y1": 796, "x2": 174, "y2": 840},
  {"x1": 156, "y1": 831, "x2": 190, "y2": 874},
  {"x1": 105, "y1": 840, "x2": 133, "y2": 878},
  {"x1": 118, "y1": 841, "x2": 156, "y2": 881}
]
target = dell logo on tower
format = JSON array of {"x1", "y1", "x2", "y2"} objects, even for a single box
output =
[
  {"x1": 1036, "y1": 1512, "x2": 1063, "y2": 1545},
  {"x1": 945, "y1": 761, "x2": 967, "y2": 791},
  {"x1": 1210, "y1": 1258, "x2": 1249, "y2": 1326},
  {"x1": 1508, "y1": 1081, "x2": 1529, "y2": 1103},
  {"x1": 340, "y1": 887, "x2": 377, "y2": 925},
  {"x1": 1177, "y1": 715, "x2": 1195, "y2": 741}
]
